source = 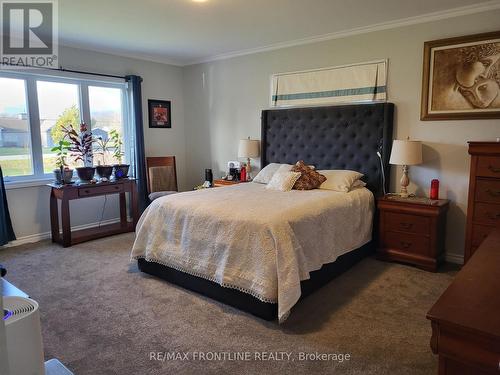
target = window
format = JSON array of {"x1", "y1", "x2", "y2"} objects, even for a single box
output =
[
  {"x1": 37, "y1": 81, "x2": 81, "y2": 173},
  {"x1": 0, "y1": 77, "x2": 32, "y2": 177},
  {"x1": 0, "y1": 71, "x2": 129, "y2": 183}
]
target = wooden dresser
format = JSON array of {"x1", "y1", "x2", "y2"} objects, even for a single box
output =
[
  {"x1": 427, "y1": 229, "x2": 500, "y2": 374},
  {"x1": 464, "y1": 142, "x2": 500, "y2": 263}
]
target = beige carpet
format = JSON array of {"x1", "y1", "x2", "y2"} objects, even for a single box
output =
[{"x1": 0, "y1": 234, "x2": 457, "y2": 375}]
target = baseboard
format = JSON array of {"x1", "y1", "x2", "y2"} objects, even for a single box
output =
[
  {"x1": 445, "y1": 253, "x2": 464, "y2": 265},
  {"x1": 3, "y1": 218, "x2": 121, "y2": 248}
]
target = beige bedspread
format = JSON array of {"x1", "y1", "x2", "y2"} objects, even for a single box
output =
[{"x1": 131, "y1": 183, "x2": 374, "y2": 321}]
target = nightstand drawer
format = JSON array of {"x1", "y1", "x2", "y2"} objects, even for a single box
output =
[
  {"x1": 383, "y1": 231, "x2": 429, "y2": 256},
  {"x1": 471, "y1": 224, "x2": 494, "y2": 247},
  {"x1": 477, "y1": 156, "x2": 500, "y2": 178},
  {"x1": 78, "y1": 184, "x2": 124, "y2": 197},
  {"x1": 473, "y1": 202, "x2": 500, "y2": 225},
  {"x1": 384, "y1": 212, "x2": 430, "y2": 235},
  {"x1": 475, "y1": 179, "x2": 500, "y2": 204}
]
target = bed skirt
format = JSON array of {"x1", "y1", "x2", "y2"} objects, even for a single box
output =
[{"x1": 137, "y1": 241, "x2": 375, "y2": 321}]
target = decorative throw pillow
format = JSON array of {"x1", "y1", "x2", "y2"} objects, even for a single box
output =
[
  {"x1": 253, "y1": 163, "x2": 292, "y2": 184},
  {"x1": 291, "y1": 161, "x2": 327, "y2": 190},
  {"x1": 266, "y1": 165, "x2": 301, "y2": 191},
  {"x1": 318, "y1": 170, "x2": 364, "y2": 192}
]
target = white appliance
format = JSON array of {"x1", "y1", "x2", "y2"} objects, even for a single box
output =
[{"x1": 3, "y1": 296, "x2": 45, "y2": 375}]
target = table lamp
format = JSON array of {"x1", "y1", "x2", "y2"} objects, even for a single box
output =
[
  {"x1": 238, "y1": 137, "x2": 260, "y2": 180},
  {"x1": 389, "y1": 139, "x2": 423, "y2": 198}
]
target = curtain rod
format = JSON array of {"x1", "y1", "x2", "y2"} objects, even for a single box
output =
[{"x1": 1, "y1": 62, "x2": 127, "y2": 80}]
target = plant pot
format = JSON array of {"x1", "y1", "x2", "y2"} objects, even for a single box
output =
[
  {"x1": 96, "y1": 165, "x2": 113, "y2": 180},
  {"x1": 113, "y1": 164, "x2": 130, "y2": 179},
  {"x1": 76, "y1": 167, "x2": 95, "y2": 182},
  {"x1": 53, "y1": 169, "x2": 63, "y2": 184},
  {"x1": 62, "y1": 169, "x2": 73, "y2": 184},
  {"x1": 53, "y1": 168, "x2": 73, "y2": 184}
]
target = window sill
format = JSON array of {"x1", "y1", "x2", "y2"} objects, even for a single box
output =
[{"x1": 4, "y1": 178, "x2": 53, "y2": 190}]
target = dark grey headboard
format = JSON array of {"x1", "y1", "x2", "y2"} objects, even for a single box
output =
[{"x1": 261, "y1": 103, "x2": 394, "y2": 197}]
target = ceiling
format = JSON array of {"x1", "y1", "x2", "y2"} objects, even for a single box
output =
[{"x1": 52, "y1": 0, "x2": 500, "y2": 65}]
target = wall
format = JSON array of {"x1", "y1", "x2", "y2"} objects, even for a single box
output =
[
  {"x1": 183, "y1": 10, "x2": 500, "y2": 261},
  {"x1": 4, "y1": 46, "x2": 186, "y2": 243}
]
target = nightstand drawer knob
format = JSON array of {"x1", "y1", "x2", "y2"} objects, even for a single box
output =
[
  {"x1": 400, "y1": 222, "x2": 413, "y2": 230},
  {"x1": 400, "y1": 241, "x2": 412, "y2": 249}
]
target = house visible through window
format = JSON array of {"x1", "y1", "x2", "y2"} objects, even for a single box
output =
[{"x1": 0, "y1": 71, "x2": 128, "y2": 182}]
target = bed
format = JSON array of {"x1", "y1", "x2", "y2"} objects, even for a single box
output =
[{"x1": 132, "y1": 102, "x2": 394, "y2": 321}]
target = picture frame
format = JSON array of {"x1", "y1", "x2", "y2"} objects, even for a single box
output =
[
  {"x1": 420, "y1": 31, "x2": 500, "y2": 121},
  {"x1": 148, "y1": 99, "x2": 172, "y2": 128}
]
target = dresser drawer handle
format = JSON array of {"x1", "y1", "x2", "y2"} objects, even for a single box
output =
[
  {"x1": 486, "y1": 189, "x2": 500, "y2": 197},
  {"x1": 486, "y1": 212, "x2": 500, "y2": 220},
  {"x1": 400, "y1": 222, "x2": 413, "y2": 230},
  {"x1": 488, "y1": 165, "x2": 500, "y2": 173},
  {"x1": 400, "y1": 241, "x2": 412, "y2": 249},
  {"x1": 84, "y1": 190, "x2": 90, "y2": 194}
]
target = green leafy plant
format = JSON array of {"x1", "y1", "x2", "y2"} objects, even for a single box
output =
[
  {"x1": 50, "y1": 140, "x2": 71, "y2": 169},
  {"x1": 94, "y1": 136, "x2": 111, "y2": 166},
  {"x1": 109, "y1": 129, "x2": 124, "y2": 164}
]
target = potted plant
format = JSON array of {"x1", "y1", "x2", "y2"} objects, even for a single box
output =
[
  {"x1": 94, "y1": 136, "x2": 113, "y2": 180},
  {"x1": 51, "y1": 140, "x2": 73, "y2": 184},
  {"x1": 61, "y1": 123, "x2": 95, "y2": 182},
  {"x1": 109, "y1": 129, "x2": 129, "y2": 179}
]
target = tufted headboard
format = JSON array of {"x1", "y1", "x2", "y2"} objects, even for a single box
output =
[{"x1": 261, "y1": 103, "x2": 394, "y2": 197}]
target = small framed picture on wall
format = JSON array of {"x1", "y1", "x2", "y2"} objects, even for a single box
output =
[{"x1": 148, "y1": 99, "x2": 171, "y2": 128}]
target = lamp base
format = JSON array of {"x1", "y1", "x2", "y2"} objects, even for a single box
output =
[{"x1": 399, "y1": 165, "x2": 410, "y2": 198}]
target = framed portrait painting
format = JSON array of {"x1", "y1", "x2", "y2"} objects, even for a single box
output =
[
  {"x1": 421, "y1": 31, "x2": 500, "y2": 120},
  {"x1": 148, "y1": 99, "x2": 171, "y2": 128}
]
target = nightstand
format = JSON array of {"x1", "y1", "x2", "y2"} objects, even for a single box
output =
[
  {"x1": 213, "y1": 179, "x2": 246, "y2": 187},
  {"x1": 377, "y1": 195, "x2": 450, "y2": 272}
]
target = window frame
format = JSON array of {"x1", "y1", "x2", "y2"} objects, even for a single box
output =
[{"x1": 0, "y1": 70, "x2": 129, "y2": 187}]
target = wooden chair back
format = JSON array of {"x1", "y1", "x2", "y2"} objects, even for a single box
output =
[{"x1": 146, "y1": 156, "x2": 178, "y2": 193}]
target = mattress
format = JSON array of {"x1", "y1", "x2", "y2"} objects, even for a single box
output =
[{"x1": 131, "y1": 182, "x2": 374, "y2": 321}]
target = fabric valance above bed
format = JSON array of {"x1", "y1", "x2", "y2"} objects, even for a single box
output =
[{"x1": 270, "y1": 60, "x2": 387, "y2": 107}]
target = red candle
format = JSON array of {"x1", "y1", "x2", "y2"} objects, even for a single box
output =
[{"x1": 430, "y1": 179, "x2": 439, "y2": 200}]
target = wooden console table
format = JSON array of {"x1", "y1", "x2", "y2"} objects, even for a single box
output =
[
  {"x1": 427, "y1": 228, "x2": 500, "y2": 374},
  {"x1": 49, "y1": 179, "x2": 138, "y2": 247}
]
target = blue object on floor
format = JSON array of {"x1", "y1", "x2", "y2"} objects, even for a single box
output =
[{"x1": 45, "y1": 359, "x2": 74, "y2": 375}]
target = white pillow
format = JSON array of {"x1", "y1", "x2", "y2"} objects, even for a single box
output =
[
  {"x1": 319, "y1": 170, "x2": 364, "y2": 192},
  {"x1": 266, "y1": 166, "x2": 301, "y2": 192},
  {"x1": 253, "y1": 163, "x2": 291, "y2": 184},
  {"x1": 351, "y1": 180, "x2": 367, "y2": 189}
]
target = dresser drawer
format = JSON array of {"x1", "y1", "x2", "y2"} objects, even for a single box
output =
[
  {"x1": 473, "y1": 202, "x2": 500, "y2": 225},
  {"x1": 383, "y1": 231, "x2": 429, "y2": 256},
  {"x1": 477, "y1": 156, "x2": 500, "y2": 178},
  {"x1": 78, "y1": 184, "x2": 123, "y2": 197},
  {"x1": 475, "y1": 179, "x2": 500, "y2": 204},
  {"x1": 384, "y1": 212, "x2": 430, "y2": 235},
  {"x1": 471, "y1": 224, "x2": 494, "y2": 247}
]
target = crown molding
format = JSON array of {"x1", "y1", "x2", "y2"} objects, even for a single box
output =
[
  {"x1": 58, "y1": 40, "x2": 186, "y2": 67},
  {"x1": 185, "y1": 0, "x2": 500, "y2": 66}
]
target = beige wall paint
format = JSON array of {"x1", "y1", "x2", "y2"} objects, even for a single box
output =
[
  {"x1": 183, "y1": 10, "x2": 500, "y2": 260},
  {"x1": 5, "y1": 45, "x2": 186, "y2": 241}
]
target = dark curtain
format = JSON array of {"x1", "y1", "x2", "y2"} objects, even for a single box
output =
[
  {"x1": 126, "y1": 75, "x2": 149, "y2": 213},
  {"x1": 0, "y1": 166, "x2": 16, "y2": 246}
]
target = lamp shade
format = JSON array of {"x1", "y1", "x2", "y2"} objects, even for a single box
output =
[
  {"x1": 238, "y1": 138, "x2": 260, "y2": 158},
  {"x1": 389, "y1": 140, "x2": 423, "y2": 166}
]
